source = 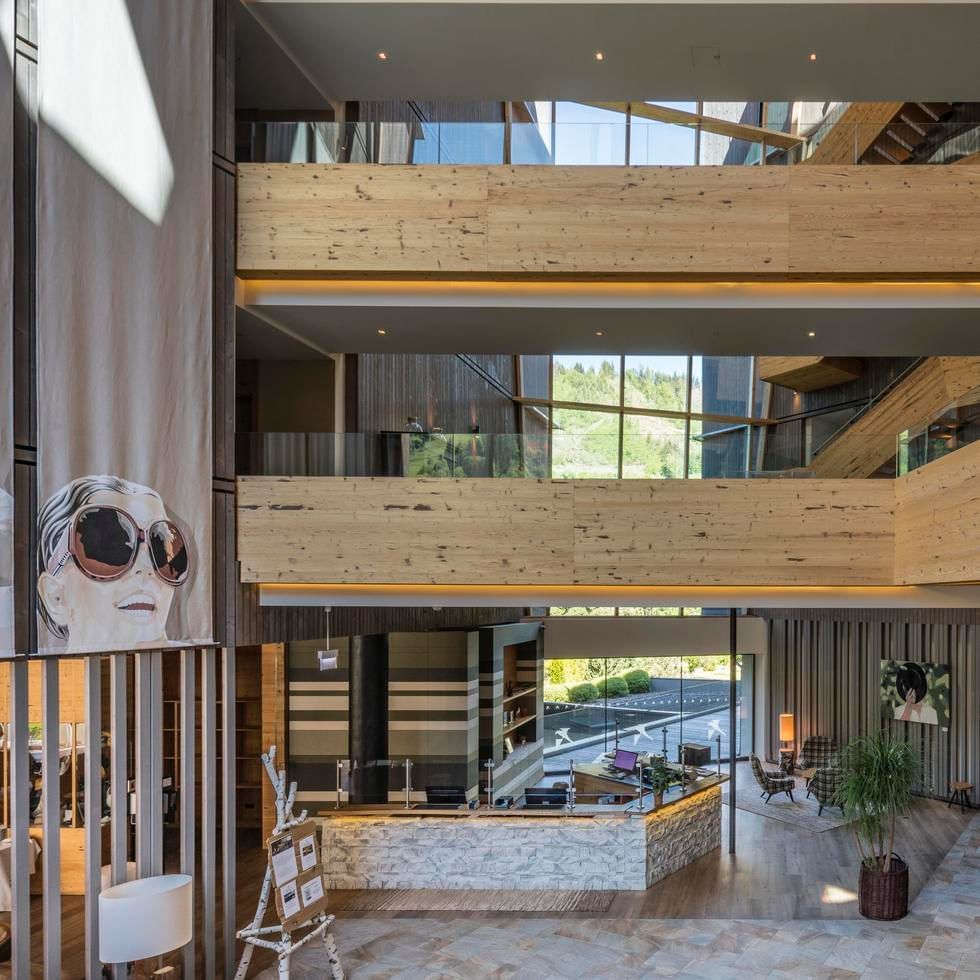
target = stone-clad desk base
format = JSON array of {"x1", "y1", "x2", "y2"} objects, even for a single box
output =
[{"x1": 318, "y1": 786, "x2": 721, "y2": 891}]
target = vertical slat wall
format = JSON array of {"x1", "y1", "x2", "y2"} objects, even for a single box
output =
[
  {"x1": 765, "y1": 610, "x2": 980, "y2": 798},
  {"x1": 286, "y1": 638, "x2": 351, "y2": 809}
]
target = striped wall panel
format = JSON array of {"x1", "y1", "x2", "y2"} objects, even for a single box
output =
[
  {"x1": 287, "y1": 637, "x2": 351, "y2": 807},
  {"x1": 765, "y1": 613, "x2": 980, "y2": 800},
  {"x1": 492, "y1": 743, "x2": 545, "y2": 802},
  {"x1": 388, "y1": 632, "x2": 480, "y2": 801}
]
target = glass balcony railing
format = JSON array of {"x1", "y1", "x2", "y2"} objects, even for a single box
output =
[
  {"x1": 896, "y1": 395, "x2": 980, "y2": 476},
  {"x1": 241, "y1": 119, "x2": 980, "y2": 167},
  {"x1": 235, "y1": 430, "x2": 811, "y2": 480}
]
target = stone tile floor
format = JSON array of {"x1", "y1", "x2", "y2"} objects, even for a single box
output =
[{"x1": 265, "y1": 816, "x2": 980, "y2": 978}]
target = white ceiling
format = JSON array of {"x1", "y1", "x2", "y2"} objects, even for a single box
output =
[
  {"x1": 238, "y1": 281, "x2": 980, "y2": 356},
  {"x1": 241, "y1": 1, "x2": 980, "y2": 102}
]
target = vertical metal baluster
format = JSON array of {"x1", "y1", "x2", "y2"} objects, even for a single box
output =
[
  {"x1": 9, "y1": 659, "x2": 29, "y2": 977},
  {"x1": 221, "y1": 646, "x2": 237, "y2": 977},
  {"x1": 150, "y1": 650, "x2": 164, "y2": 875},
  {"x1": 109, "y1": 654, "x2": 128, "y2": 980},
  {"x1": 84, "y1": 655, "x2": 102, "y2": 980},
  {"x1": 180, "y1": 649, "x2": 196, "y2": 979},
  {"x1": 135, "y1": 651, "x2": 153, "y2": 876},
  {"x1": 41, "y1": 659, "x2": 61, "y2": 978},
  {"x1": 202, "y1": 647, "x2": 217, "y2": 980}
]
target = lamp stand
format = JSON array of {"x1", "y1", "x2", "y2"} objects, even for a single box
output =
[{"x1": 234, "y1": 746, "x2": 345, "y2": 980}]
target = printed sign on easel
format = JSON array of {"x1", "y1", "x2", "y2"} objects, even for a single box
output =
[{"x1": 269, "y1": 819, "x2": 331, "y2": 931}]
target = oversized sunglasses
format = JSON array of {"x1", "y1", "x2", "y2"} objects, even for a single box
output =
[{"x1": 48, "y1": 504, "x2": 189, "y2": 586}]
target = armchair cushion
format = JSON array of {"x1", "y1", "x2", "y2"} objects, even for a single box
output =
[
  {"x1": 750, "y1": 753, "x2": 795, "y2": 794},
  {"x1": 809, "y1": 766, "x2": 843, "y2": 813},
  {"x1": 800, "y1": 736, "x2": 838, "y2": 771}
]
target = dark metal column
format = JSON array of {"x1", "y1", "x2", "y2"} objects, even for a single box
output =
[
  {"x1": 349, "y1": 634, "x2": 389, "y2": 804},
  {"x1": 729, "y1": 609, "x2": 737, "y2": 854}
]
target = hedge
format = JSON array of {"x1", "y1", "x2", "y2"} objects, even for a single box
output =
[
  {"x1": 567, "y1": 681, "x2": 599, "y2": 703},
  {"x1": 596, "y1": 676, "x2": 629, "y2": 699},
  {"x1": 622, "y1": 669, "x2": 651, "y2": 694},
  {"x1": 544, "y1": 683, "x2": 570, "y2": 703}
]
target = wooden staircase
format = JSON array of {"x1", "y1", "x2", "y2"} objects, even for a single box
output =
[
  {"x1": 805, "y1": 102, "x2": 955, "y2": 165},
  {"x1": 858, "y1": 102, "x2": 955, "y2": 164},
  {"x1": 808, "y1": 357, "x2": 980, "y2": 478}
]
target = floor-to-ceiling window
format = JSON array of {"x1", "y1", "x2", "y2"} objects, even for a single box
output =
[
  {"x1": 522, "y1": 354, "x2": 760, "y2": 479},
  {"x1": 543, "y1": 651, "x2": 754, "y2": 773}
]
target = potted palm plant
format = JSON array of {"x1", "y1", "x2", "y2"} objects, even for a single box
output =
[
  {"x1": 836, "y1": 729, "x2": 917, "y2": 920},
  {"x1": 649, "y1": 757, "x2": 674, "y2": 808}
]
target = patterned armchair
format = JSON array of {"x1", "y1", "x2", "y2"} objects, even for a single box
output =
[
  {"x1": 750, "y1": 753, "x2": 795, "y2": 803},
  {"x1": 800, "y1": 736, "x2": 838, "y2": 771},
  {"x1": 808, "y1": 767, "x2": 843, "y2": 816}
]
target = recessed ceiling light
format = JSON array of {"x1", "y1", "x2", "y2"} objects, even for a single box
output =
[
  {"x1": 594, "y1": 51, "x2": 605, "y2": 62},
  {"x1": 808, "y1": 331, "x2": 816, "y2": 337},
  {"x1": 377, "y1": 328, "x2": 387, "y2": 335},
  {"x1": 808, "y1": 52, "x2": 817, "y2": 61},
  {"x1": 377, "y1": 51, "x2": 388, "y2": 61},
  {"x1": 595, "y1": 330, "x2": 604, "y2": 336}
]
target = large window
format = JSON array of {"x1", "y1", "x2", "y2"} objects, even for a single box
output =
[
  {"x1": 532, "y1": 355, "x2": 758, "y2": 479},
  {"x1": 543, "y1": 654, "x2": 754, "y2": 769}
]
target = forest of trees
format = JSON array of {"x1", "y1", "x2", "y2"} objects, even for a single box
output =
[{"x1": 551, "y1": 359, "x2": 703, "y2": 478}]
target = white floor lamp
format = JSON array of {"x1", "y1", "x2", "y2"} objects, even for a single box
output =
[{"x1": 99, "y1": 874, "x2": 193, "y2": 976}]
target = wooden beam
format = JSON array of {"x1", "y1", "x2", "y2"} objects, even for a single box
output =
[{"x1": 583, "y1": 102, "x2": 803, "y2": 150}]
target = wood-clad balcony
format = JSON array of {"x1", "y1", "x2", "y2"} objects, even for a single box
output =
[{"x1": 237, "y1": 163, "x2": 980, "y2": 281}]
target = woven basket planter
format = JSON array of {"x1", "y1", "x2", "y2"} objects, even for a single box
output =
[{"x1": 858, "y1": 854, "x2": 909, "y2": 921}]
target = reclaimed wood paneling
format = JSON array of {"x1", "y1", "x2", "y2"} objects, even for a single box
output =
[
  {"x1": 484, "y1": 166, "x2": 789, "y2": 274},
  {"x1": 788, "y1": 166, "x2": 980, "y2": 275},
  {"x1": 237, "y1": 476, "x2": 574, "y2": 584},
  {"x1": 237, "y1": 476, "x2": 895, "y2": 587},
  {"x1": 757, "y1": 356, "x2": 863, "y2": 392},
  {"x1": 237, "y1": 163, "x2": 980, "y2": 279},
  {"x1": 571, "y1": 479, "x2": 894, "y2": 586},
  {"x1": 894, "y1": 438, "x2": 980, "y2": 585},
  {"x1": 237, "y1": 164, "x2": 488, "y2": 274}
]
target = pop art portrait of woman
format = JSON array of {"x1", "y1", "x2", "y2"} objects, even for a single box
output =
[{"x1": 36, "y1": 475, "x2": 191, "y2": 653}]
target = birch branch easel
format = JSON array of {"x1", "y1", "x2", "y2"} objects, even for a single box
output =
[{"x1": 234, "y1": 746, "x2": 345, "y2": 980}]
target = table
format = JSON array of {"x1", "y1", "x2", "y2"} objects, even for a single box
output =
[{"x1": 948, "y1": 781, "x2": 973, "y2": 813}]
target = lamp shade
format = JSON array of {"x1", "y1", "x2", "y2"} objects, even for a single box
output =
[
  {"x1": 99, "y1": 873, "x2": 192, "y2": 963},
  {"x1": 778, "y1": 713, "x2": 795, "y2": 743}
]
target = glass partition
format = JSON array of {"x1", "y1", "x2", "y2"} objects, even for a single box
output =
[
  {"x1": 241, "y1": 117, "x2": 980, "y2": 167},
  {"x1": 543, "y1": 653, "x2": 754, "y2": 775}
]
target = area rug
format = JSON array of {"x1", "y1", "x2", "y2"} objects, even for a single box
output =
[
  {"x1": 722, "y1": 778, "x2": 854, "y2": 833},
  {"x1": 335, "y1": 888, "x2": 616, "y2": 913}
]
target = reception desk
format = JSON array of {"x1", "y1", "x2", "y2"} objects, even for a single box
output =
[{"x1": 317, "y1": 774, "x2": 725, "y2": 891}]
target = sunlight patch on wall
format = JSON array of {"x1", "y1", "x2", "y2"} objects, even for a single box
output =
[{"x1": 39, "y1": 0, "x2": 174, "y2": 225}]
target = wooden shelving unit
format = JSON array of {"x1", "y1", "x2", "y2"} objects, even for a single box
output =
[{"x1": 502, "y1": 714, "x2": 537, "y2": 738}]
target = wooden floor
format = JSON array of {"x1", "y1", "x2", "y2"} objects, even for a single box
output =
[{"x1": 0, "y1": 797, "x2": 970, "y2": 976}]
